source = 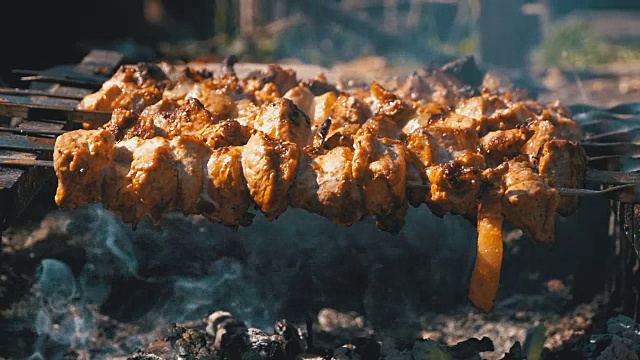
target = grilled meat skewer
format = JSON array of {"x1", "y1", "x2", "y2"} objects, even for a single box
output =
[{"x1": 55, "y1": 59, "x2": 588, "y2": 313}]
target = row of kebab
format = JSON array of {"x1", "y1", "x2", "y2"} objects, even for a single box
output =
[{"x1": 53, "y1": 56, "x2": 586, "y2": 312}]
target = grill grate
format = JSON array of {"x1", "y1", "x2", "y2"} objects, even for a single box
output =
[{"x1": 0, "y1": 50, "x2": 122, "y2": 230}]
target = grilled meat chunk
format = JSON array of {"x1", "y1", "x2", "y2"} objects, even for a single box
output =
[
  {"x1": 352, "y1": 128, "x2": 408, "y2": 233},
  {"x1": 54, "y1": 129, "x2": 115, "y2": 208},
  {"x1": 538, "y1": 140, "x2": 586, "y2": 216},
  {"x1": 426, "y1": 152, "x2": 485, "y2": 217},
  {"x1": 291, "y1": 146, "x2": 363, "y2": 226},
  {"x1": 246, "y1": 98, "x2": 312, "y2": 146},
  {"x1": 320, "y1": 93, "x2": 370, "y2": 149},
  {"x1": 101, "y1": 138, "x2": 144, "y2": 223},
  {"x1": 479, "y1": 128, "x2": 533, "y2": 167},
  {"x1": 201, "y1": 146, "x2": 254, "y2": 227},
  {"x1": 283, "y1": 85, "x2": 315, "y2": 120},
  {"x1": 128, "y1": 137, "x2": 178, "y2": 223},
  {"x1": 501, "y1": 160, "x2": 560, "y2": 242},
  {"x1": 79, "y1": 63, "x2": 168, "y2": 113},
  {"x1": 170, "y1": 136, "x2": 208, "y2": 215},
  {"x1": 241, "y1": 131, "x2": 300, "y2": 221}
]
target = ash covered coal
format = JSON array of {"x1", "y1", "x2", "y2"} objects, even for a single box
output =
[{"x1": 0, "y1": 194, "x2": 612, "y2": 359}]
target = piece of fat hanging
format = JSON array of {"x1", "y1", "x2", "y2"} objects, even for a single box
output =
[{"x1": 468, "y1": 192, "x2": 504, "y2": 313}]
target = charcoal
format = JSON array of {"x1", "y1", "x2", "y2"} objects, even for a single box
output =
[
  {"x1": 500, "y1": 341, "x2": 523, "y2": 360},
  {"x1": 168, "y1": 324, "x2": 215, "y2": 360},
  {"x1": 274, "y1": 319, "x2": 306, "y2": 359},
  {"x1": 607, "y1": 315, "x2": 640, "y2": 338},
  {"x1": 351, "y1": 336, "x2": 381, "y2": 360},
  {"x1": 214, "y1": 318, "x2": 250, "y2": 359},
  {"x1": 449, "y1": 336, "x2": 494, "y2": 358},
  {"x1": 332, "y1": 344, "x2": 359, "y2": 360},
  {"x1": 208, "y1": 311, "x2": 235, "y2": 337},
  {"x1": 243, "y1": 328, "x2": 286, "y2": 360},
  {"x1": 129, "y1": 348, "x2": 166, "y2": 360},
  {"x1": 439, "y1": 55, "x2": 484, "y2": 87},
  {"x1": 595, "y1": 335, "x2": 638, "y2": 360}
]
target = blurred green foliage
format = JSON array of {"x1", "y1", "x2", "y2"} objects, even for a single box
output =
[{"x1": 532, "y1": 19, "x2": 640, "y2": 69}]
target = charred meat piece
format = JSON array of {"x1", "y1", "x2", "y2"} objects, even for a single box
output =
[
  {"x1": 291, "y1": 146, "x2": 363, "y2": 226},
  {"x1": 538, "y1": 140, "x2": 586, "y2": 216},
  {"x1": 301, "y1": 73, "x2": 340, "y2": 96},
  {"x1": 320, "y1": 93, "x2": 371, "y2": 149},
  {"x1": 155, "y1": 98, "x2": 218, "y2": 137},
  {"x1": 201, "y1": 146, "x2": 254, "y2": 227},
  {"x1": 479, "y1": 127, "x2": 533, "y2": 167},
  {"x1": 170, "y1": 136, "x2": 208, "y2": 215},
  {"x1": 521, "y1": 110, "x2": 581, "y2": 160},
  {"x1": 455, "y1": 93, "x2": 534, "y2": 134},
  {"x1": 425, "y1": 152, "x2": 485, "y2": 217},
  {"x1": 352, "y1": 128, "x2": 408, "y2": 233},
  {"x1": 283, "y1": 85, "x2": 315, "y2": 121},
  {"x1": 241, "y1": 131, "x2": 300, "y2": 221},
  {"x1": 245, "y1": 98, "x2": 312, "y2": 146},
  {"x1": 243, "y1": 64, "x2": 298, "y2": 99},
  {"x1": 79, "y1": 63, "x2": 168, "y2": 113},
  {"x1": 54, "y1": 129, "x2": 115, "y2": 208},
  {"x1": 103, "y1": 100, "x2": 178, "y2": 141},
  {"x1": 396, "y1": 69, "x2": 465, "y2": 106},
  {"x1": 501, "y1": 160, "x2": 560, "y2": 242},
  {"x1": 101, "y1": 138, "x2": 144, "y2": 224},
  {"x1": 366, "y1": 81, "x2": 413, "y2": 125},
  {"x1": 127, "y1": 137, "x2": 178, "y2": 223}
]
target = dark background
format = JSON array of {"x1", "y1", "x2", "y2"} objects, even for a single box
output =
[{"x1": 2, "y1": 0, "x2": 640, "y2": 84}]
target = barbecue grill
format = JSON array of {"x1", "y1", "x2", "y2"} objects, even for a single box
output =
[{"x1": 2, "y1": 50, "x2": 640, "y2": 354}]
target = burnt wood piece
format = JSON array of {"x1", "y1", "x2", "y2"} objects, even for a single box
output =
[
  {"x1": 0, "y1": 158, "x2": 54, "y2": 168},
  {"x1": 0, "y1": 126, "x2": 64, "y2": 137},
  {"x1": 0, "y1": 49, "x2": 121, "y2": 230},
  {"x1": 0, "y1": 134, "x2": 54, "y2": 153},
  {"x1": 0, "y1": 101, "x2": 111, "y2": 127},
  {"x1": 0, "y1": 88, "x2": 85, "y2": 100}
]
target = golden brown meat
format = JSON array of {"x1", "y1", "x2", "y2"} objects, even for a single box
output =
[
  {"x1": 200, "y1": 146, "x2": 254, "y2": 227},
  {"x1": 128, "y1": 137, "x2": 178, "y2": 223},
  {"x1": 241, "y1": 131, "x2": 300, "y2": 221},
  {"x1": 290, "y1": 146, "x2": 363, "y2": 226},
  {"x1": 521, "y1": 110, "x2": 581, "y2": 161},
  {"x1": 103, "y1": 101, "x2": 176, "y2": 141},
  {"x1": 54, "y1": 129, "x2": 115, "y2": 208},
  {"x1": 396, "y1": 69, "x2": 465, "y2": 106},
  {"x1": 170, "y1": 136, "x2": 208, "y2": 215},
  {"x1": 101, "y1": 138, "x2": 143, "y2": 223},
  {"x1": 352, "y1": 128, "x2": 408, "y2": 233},
  {"x1": 245, "y1": 98, "x2": 312, "y2": 146},
  {"x1": 155, "y1": 98, "x2": 218, "y2": 137},
  {"x1": 538, "y1": 140, "x2": 586, "y2": 216},
  {"x1": 366, "y1": 81, "x2": 413, "y2": 126},
  {"x1": 283, "y1": 85, "x2": 315, "y2": 120},
  {"x1": 79, "y1": 63, "x2": 168, "y2": 113},
  {"x1": 425, "y1": 152, "x2": 485, "y2": 217},
  {"x1": 455, "y1": 93, "x2": 534, "y2": 134},
  {"x1": 319, "y1": 93, "x2": 370, "y2": 149},
  {"x1": 501, "y1": 160, "x2": 560, "y2": 242},
  {"x1": 479, "y1": 127, "x2": 533, "y2": 167}
]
